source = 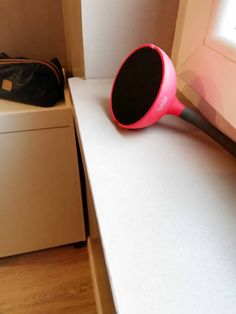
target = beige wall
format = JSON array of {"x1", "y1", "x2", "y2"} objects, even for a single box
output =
[
  {"x1": 0, "y1": 0, "x2": 68, "y2": 69},
  {"x1": 61, "y1": 0, "x2": 84, "y2": 77},
  {"x1": 0, "y1": 0, "x2": 180, "y2": 78}
]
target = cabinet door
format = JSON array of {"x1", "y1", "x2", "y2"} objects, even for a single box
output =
[{"x1": 0, "y1": 126, "x2": 85, "y2": 257}]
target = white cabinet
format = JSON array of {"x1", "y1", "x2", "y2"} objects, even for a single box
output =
[
  {"x1": 69, "y1": 78, "x2": 236, "y2": 314},
  {"x1": 0, "y1": 91, "x2": 85, "y2": 257}
]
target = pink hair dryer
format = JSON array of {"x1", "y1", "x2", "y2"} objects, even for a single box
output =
[{"x1": 110, "y1": 44, "x2": 236, "y2": 157}]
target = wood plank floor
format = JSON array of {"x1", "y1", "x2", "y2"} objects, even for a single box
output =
[{"x1": 0, "y1": 245, "x2": 97, "y2": 314}]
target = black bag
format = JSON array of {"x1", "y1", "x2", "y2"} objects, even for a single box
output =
[{"x1": 0, "y1": 53, "x2": 64, "y2": 107}]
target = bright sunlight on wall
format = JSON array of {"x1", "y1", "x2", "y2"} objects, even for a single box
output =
[{"x1": 206, "y1": 0, "x2": 236, "y2": 62}]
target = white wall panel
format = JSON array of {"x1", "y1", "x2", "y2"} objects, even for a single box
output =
[{"x1": 81, "y1": 0, "x2": 179, "y2": 78}]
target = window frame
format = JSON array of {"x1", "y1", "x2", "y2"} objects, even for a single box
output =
[
  {"x1": 205, "y1": 0, "x2": 236, "y2": 63},
  {"x1": 172, "y1": 0, "x2": 236, "y2": 141}
]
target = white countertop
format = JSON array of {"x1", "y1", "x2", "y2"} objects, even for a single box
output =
[{"x1": 69, "y1": 78, "x2": 236, "y2": 314}]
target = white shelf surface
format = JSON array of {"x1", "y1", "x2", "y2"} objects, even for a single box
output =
[{"x1": 69, "y1": 78, "x2": 236, "y2": 314}]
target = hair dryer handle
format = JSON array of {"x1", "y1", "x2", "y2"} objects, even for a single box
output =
[{"x1": 180, "y1": 107, "x2": 236, "y2": 158}]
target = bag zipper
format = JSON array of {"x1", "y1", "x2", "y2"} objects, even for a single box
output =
[{"x1": 0, "y1": 59, "x2": 62, "y2": 85}]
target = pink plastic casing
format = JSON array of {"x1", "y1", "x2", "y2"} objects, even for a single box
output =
[{"x1": 110, "y1": 43, "x2": 186, "y2": 129}]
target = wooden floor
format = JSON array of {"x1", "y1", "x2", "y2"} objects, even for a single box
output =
[{"x1": 0, "y1": 245, "x2": 97, "y2": 314}]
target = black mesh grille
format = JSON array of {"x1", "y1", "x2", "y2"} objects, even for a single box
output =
[{"x1": 111, "y1": 47, "x2": 163, "y2": 125}]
